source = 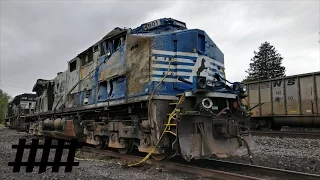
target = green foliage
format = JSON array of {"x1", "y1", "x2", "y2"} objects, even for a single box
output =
[
  {"x1": 0, "y1": 89, "x2": 10, "y2": 123},
  {"x1": 244, "y1": 41, "x2": 286, "y2": 82}
]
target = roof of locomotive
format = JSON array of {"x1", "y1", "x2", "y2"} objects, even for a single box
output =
[
  {"x1": 131, "y1": 18, "x2": 187, "y2": 34},
  {"x1": 69, "y1": 18, "x2": 187, "y2": 64}
]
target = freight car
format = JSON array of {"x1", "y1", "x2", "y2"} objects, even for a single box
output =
[
  {"x1": 5, "y1": 93, "x2": 37, "y2": 130},
  {"x1": 7, "y1": 18, "x2": 253, "y2": 161},
  {"x1": 243, "y1": 71, "x2": 320, "y2": 130}
]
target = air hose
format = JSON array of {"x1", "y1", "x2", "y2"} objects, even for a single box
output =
[{"x1": 237, "y1": 135, "x2": 253, "y2": 164}]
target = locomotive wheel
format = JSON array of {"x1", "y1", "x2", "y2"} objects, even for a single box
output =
[
  {"x1": 151, "y1": 153, "x2": 167, "y2": 161},
  {"x1": 118, "y1": 139, "x2": 134, "y2": 154},
  {"x1": 95, "y1": 136, "x2": 108, "y2": 149}
]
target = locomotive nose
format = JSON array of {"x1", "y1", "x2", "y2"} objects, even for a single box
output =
[{"x1": 177, "y1": 114, "x2": 254, "y2": 161}]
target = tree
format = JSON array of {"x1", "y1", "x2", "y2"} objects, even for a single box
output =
[
  {"x1": 0, "y1": 89, "x2": 10, "y2": 124},
  {"x1": 244, "y1": 41, "x2": 286, "y2": 82}
]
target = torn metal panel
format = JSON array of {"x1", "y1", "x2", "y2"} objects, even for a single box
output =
[
  {"x1": 80, "y1": 62, "x2": 95, "y2": 92},
  {"x1": 125, "y1": 35, "x2": 151, "y2": 96},
  {"x1": 53, "y1": 71, "x2": 68, "y2": 110},
  {"x1": 67, "y1": 57, "x2": 81, "y2": 94},
  {"x1": 98, "y1": 46, "x2": 126, "y2": 82}
]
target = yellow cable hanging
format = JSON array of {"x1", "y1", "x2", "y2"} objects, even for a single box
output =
[
  {"x1": 221, "y1": 67, "x2": 226, "y2": 81},
  {"x1": 128, "y1": 94, "x2": 184, "y2": 167},
  {"x1": 128, "y1": 56, "x2": 185, "y2": 167}
]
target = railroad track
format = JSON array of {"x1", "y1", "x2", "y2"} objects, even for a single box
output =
[
  {"x1": 251, "y1": 130, "x2": 320, "y2": 139},
  {"x1": 79, "y1": 146, "x2": 320, "y2": 180}
]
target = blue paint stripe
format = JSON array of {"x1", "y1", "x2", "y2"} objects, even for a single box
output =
[
  {"x1": 153, "y1": 68, "x2": 192, "y2": 72},
  {"x1": 210, "y1": 62, "x2": 223, "y2": 68},
  {"x1": 153, "y1": 54, "x2": 197, "y2": 61},
  {"x1": 209, "y1": 67, "x2": 218, "y2": 72},
  {"x1": 151, "y1": 74, "x2": 189, "y2": 79},
  {"x1": 153, "y1": 61, "x2": 195, "y2": 66},
  {"x1": 208, "y1": 72, "x2": 225, "y2": 77}
]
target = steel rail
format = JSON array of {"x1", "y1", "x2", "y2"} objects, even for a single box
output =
[
  {"x1": 204, "y1": 159, "x2": 320, "y2": 180},
  {"x1": 80, "y1": 147, "x2": 262, "y2": 180},
  {"x1": 81, "y1": 147, "x2": 320, "y2": 180},
  {"x1": 251, "y1": 130, "x2": 320, "y2": 139}
]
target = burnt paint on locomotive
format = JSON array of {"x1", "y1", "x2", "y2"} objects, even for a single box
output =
[{"x1": 12, "y1": 18, "x2": 253, "y2": 161}]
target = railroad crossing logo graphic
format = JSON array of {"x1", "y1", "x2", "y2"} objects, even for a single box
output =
[{"x1": 8, "y1": 138, "x2": 80, "y2": 173}]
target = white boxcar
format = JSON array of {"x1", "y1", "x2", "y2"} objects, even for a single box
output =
[{"x1": 243, "y1": 71, "x2": 320, "y2": 130}]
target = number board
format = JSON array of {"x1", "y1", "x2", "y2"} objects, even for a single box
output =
[
  {"x1": 142, "y1": 19, "x2": 161, "y2": 30},
  {"x1": 173, "y1": 21, "x2": 186, "y2": 28}
]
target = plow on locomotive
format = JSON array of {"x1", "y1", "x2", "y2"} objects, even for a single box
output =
[{"x1": 5, "y1": 18, "x2": 254, "y2": 162}]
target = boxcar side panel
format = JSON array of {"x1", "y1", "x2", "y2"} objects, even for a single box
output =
[
  {"x1": 271, "y1": 79, "x2": 286, "y2": 115},
  {"x1": 260, "y1": 82, "x2": 271, "y2": 115},
  {"x1": 285, "y1": 77, "x2": 299, "y2": 115},
  {"x1": 248, "y1": 83, "x2": 260, "y2": 116},
  {"x1": 299, "y1": 76, "x2": 315, "y2": 115}
]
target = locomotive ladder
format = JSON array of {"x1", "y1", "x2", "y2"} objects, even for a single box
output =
[{"x1": 165, "y1": 93, "x2": 184, "y2": 136}]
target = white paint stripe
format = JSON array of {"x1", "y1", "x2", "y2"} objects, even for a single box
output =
[
  {"x1": 152, "y1": 57, "x2": 196, "y2": 63},
  {"x1": 152, "y1": 49, "x2": 198, "y2": 57},
  {"x1": 209, "y1": 65, "x2": 224, "y2": 74},
  {"x1": 152, "y1": 71, "x2": 192, "y2": 76},
  {"x1": 152, "y1": 66, "x2": 223, "y2": 76},
  {"x1": 152, "y1": 77, "x2": 176, "y2": 82},
  {"x1": 210, "y1": 60, "x2": 224, "y2": 67},
  {"x1": 152, "y1": 52, "x2": 224, "y2": 68},
  {"x1": 152, "y1": 64, "x2": 193, "y2": 70},
  {"x1": 152, "y1": 76, "x2": 215, "y2": 82}
]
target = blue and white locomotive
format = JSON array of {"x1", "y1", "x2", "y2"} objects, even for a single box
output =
[{"x1": 26, "y1": 18, "x2": 253, "y2": 161}]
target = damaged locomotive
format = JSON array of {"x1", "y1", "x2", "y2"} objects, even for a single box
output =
[{"x1": 8, "y1": 18, "x2": 254, "y2": 161}]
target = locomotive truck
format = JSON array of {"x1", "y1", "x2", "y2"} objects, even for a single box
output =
[
  {"x1": 244, "y1": 71, "x2": 320, "y2": 130},
  {"x1": 6, "y1": 18, "x2": 253, "y2": 161}
]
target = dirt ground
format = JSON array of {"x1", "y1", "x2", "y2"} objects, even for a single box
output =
[{"x1": 0, "y1": 127, "x2": 206, "y2": 180}]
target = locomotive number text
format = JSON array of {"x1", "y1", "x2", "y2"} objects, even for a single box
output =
[{"x1": 143, "y1": 19, "x2": 161, "y2": 30}]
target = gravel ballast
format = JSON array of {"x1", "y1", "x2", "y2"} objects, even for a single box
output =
[
  {"x1": 0, "y1": 127, "x2": 205, "y2": 180},
  {"x1": 218, "y1": 135, "x2": 320, "y2": 175},
  {"x1": 1, "y1": 126, "x2": 319, "y2": 180}
]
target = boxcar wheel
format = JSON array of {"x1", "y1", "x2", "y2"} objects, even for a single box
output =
[
  {"x1": 272, "y1": 125, "x2": 282, "y2": 131},
  {"x1": 259, "y1": 119, "x2": 272, "y2": 130}
]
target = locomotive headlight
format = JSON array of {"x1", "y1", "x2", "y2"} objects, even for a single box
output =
[
  {"x1": 232, "y1": 82, "x2": 246, "y2": 93},
  {"x1": 197, "y1": 78, "x2": 206, "y2": 89},
  {"x1": 242, "y1": 84, "x2": 247, "y2": 92},
  {"x1": 202, "y1": 98, "x2": 213, "y2": 109}
]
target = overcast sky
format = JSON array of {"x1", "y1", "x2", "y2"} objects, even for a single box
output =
[{"x1": 1, "y1": 0, "x2": 319, "y2": 97}]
